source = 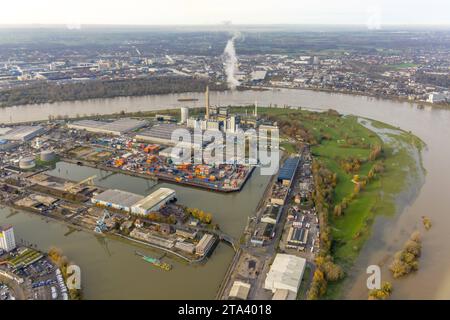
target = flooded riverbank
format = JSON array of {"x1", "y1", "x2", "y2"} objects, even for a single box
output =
[
  {"x1": 2, "y1": 88, "x2": 450, "y2": 299},
  {"x1": 0, "y1": 163, "x2": 271, "y2": 299}
]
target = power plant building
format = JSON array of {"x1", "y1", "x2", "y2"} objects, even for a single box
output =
[{"x1": 180, "y1": 107, "x2": 189, "y2": 124}]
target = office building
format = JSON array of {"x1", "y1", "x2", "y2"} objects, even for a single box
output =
[{"x1": 0, "y1": 225, "x2": 16, "y2": 252}]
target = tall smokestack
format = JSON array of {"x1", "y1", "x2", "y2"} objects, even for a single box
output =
[{"x1": 205, "y1": 85, "x2": 210, "y2": 119}]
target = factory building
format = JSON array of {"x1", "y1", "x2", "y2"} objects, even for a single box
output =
[
  {"x1": 136, "y1": 124, "x2": 205, "y2": 150},
  {"x1": 68, "y1": 118, "x2": 147, "y2": 136},
  {"x1": 277, "y1": 157, "x2": 300, "y2": 186},
  {"x1": 91, "y1": 189, "x2": 144, "y2": 213},
  {"x1": 0, "y1": 125, "x2": 45, "y2": 141},
  {"x1": 0, "y1": 225, "x2": 16, "y2": 252},
  {"x1": 130, "y1": 188, "x2": 176, "y2": 216},
  {"x1": 264, "y1": 254, "x2": 306, "y2": 296},
  {"x1": 135, "y1": 124, "x2": 187, "y2": 146},
  {"x1": 229, "y1": 281, "x2": 251, "y2": 300},
  {"x1": 261, "y1": 204, "x2": 282, "y2": 225},
  {"x1": 195, "y1": 233, "x2": 216, "y2": 256}
]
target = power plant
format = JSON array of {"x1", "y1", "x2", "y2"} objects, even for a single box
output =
[{"x1": 205, "y1": 85, "x2": 210, "y2": 120}]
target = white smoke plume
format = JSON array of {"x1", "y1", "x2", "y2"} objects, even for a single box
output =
[{"x1": 223, "y1": 32, "x2": 241, "y2": 89}]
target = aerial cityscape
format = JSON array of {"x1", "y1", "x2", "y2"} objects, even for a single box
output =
[{"x1": 0, "y1": 0, "x2": 449, "y2": 309}]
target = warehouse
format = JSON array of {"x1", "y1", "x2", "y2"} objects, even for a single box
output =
[
  {"x1": 229, "y1": 281, "x2": 251, "y2": 300},
  {"x1": 0, "y1": 125, "x2": 45, "y2": 141},
  {"x1": 264, "y1": 254, "x2": 306, "y2": 295},
  {"x1": 68, "y1": 118, "x2": 147, "y2": 135},
  {"x1": 130, "y1": 188, "x2": 176, "y2": 216},
  {"x1": 261, "y1": 204, "x2": 281, "y2": 225},
  {"x1": 277, "y1": 157, "x2": 300, "y2": 186},
  {"x1": 91, "y1": 189, "x2": 144, "y2": 212},
  {"x1": 135, "y1": 124, "x2": 187, "y2": 145},
  {"x1": 287, "y1": 227, "x2": 308, "y2": 246},
  {"x1": 195, "y1": 233, "x2": 216, "y2": 256},
  {"x1": 136, "y1": 124, "x2": 204, "y2": 149}
]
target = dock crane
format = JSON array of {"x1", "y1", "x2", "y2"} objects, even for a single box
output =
[
  {"x1": 64, "y1": 175, "x2": 97, "y2": 193},
  {"x1": 94, "y1": 209, "x2": 111, "y2": 234}
]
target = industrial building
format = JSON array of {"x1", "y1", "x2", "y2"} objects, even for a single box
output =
[
  {"x1": 0, "y1": 125, "x2": 45, "y2": 141},
  {"x1": 91, "y1": 188, "x2": 176, "y2": 215},
  {"x1": 136, "y1": 124, "x2": 206, "y2": 151},
  {"x1": 180, "y1": 107, "x2": 189, "y2": 124},
  {"x1": 174, "y1": 241, "x2": 196, "y2": 254},
  {"x1": 195, "y1": 233, "x2": 215, "y2": 256},
  {"x1": 68, "y1": 118, "x2": 147, "y2": 135},
  {"x1": 91, "y1": 189, "x2": 144, "y2": 212},
  {"x1": 0, "y1": 225, "x2": 16, "y2": 252},
  {"x1": 261, "y1": 204, "x2": 282, "y2": 225},
  {"x1": 229, "y1": 281, "x2": 251, "y2": 300},
  {"x1": 264, "y1": 254, "x2": 306, "y2": 295},
  {"x1": 135, "y1": 124, "x2": 187, "y2": 145},
  {"x1": 287, "y1": 227, "x2": 309, "y2": 247},
  {"x1": 130, "y1": 188, "x2": 176, "y2": 216},
  {"x1": 277, "y1": 157, "x2": 300, "y2": 186}
]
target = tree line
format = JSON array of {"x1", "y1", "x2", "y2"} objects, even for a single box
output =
[
  {"x1": 0, "y1": 76, "x2": 227, "y2": 108},
  {"x1": 307, "y1": 160, "x2": 345, "y2": 300}
]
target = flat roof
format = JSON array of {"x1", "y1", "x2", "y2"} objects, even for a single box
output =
[
  {"x1": 0, "y1": 126, "x2": 44, "y2": 141},
  {"x1": 69, "y1": 118, "x2": 147, "y2": 134},
  {"x1": 131, "y1": 188, "x2": 175, "y2": 211},
  {"x1": 278, "y1": 157, "x2": 300, "y2": 182},
  {"x1": 137, "y1": 124, "x2": 188, "y2": 141},
  {"x1": 92, "y1": 189, "x2": 144, "y2": 208},
  {"x1": 265, "y1": 254, "x2": 306, "y2": 294},
  {"x1": 229, "y1": 281, "x2": 251, "y2": 300}
]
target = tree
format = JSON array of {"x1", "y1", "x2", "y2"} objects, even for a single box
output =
[{"x1": 368, "y1": 282, "x2": 392, "y2": 300}]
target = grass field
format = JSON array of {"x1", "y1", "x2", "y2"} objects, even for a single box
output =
[{"x1": 251, "y1": 106, "x2": 424, "y2": 299}]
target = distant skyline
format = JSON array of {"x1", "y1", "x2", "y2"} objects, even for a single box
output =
[{"x1": 0, "y1": 0, "x2": 449, "y2": 27}]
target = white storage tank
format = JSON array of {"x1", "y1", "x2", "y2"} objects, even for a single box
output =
[
  {"x1": 40, "y1": 150, "x2": 56, "y2": 162},
  {"x1": 19, "y1": 157, "x2": 36, "y2": 169}
]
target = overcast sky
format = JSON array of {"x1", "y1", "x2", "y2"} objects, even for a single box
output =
[{"x1": 0, "y1": 0, "x2": 448, "y2": 26}]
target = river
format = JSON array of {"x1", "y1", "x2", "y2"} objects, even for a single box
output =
[{"x1": 1, "y1": 88, "x2": 450, "y2": 299}]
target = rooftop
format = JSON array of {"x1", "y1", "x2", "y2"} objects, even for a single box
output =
[
  {"x1": 92, "y1": 189, "x2": 144, "y2": 208},
  {"x1": 69, "y1": 118, "x2": 147, "y2": 134},
  {"x1": 278, "y1": 157, "x2": 300, "y2": 182},
  {"x1": 131, "y1": 188, "x2": 175, "y2": 211},
  {"x1": 229, "y1": 281, "x2": 251, "y2": 300},
  {"x1": 264, "y1": 254, "x2": 306, "y2": 294}
]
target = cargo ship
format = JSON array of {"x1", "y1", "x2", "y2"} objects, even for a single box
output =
[
  {"x1": 135, "y1": 251, "x2": 172, "y2": 271},
  {"x1": 177, "y1": 98, "x2": 199, "y2": 102}
]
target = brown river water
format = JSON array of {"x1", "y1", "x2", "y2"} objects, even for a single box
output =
[{"x1": 1, "y1": 88, "x2": 449, "y2": 299}]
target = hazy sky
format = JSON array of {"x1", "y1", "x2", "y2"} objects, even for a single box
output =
[{"x1": 0, "y1": 0, "x2": 449, "y2": 26}]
